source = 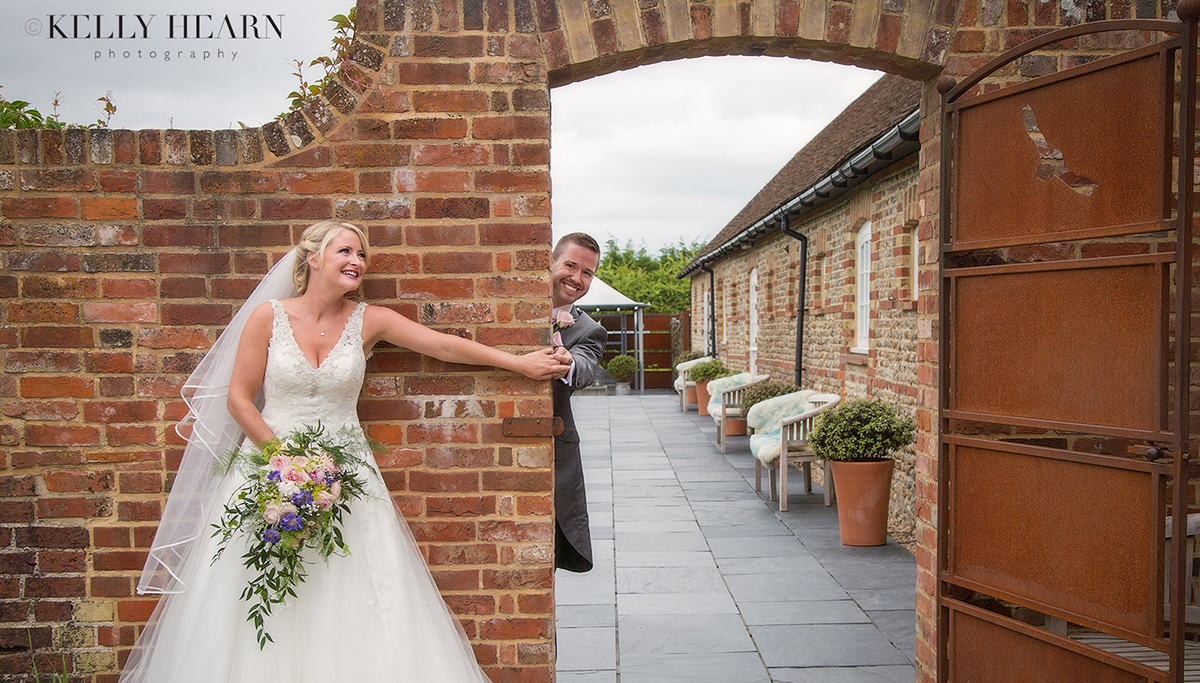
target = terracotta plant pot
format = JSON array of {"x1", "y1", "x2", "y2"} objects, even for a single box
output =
[
  {"x1": 685, "y1": 386, "x2": 697, "y2": 404},
  {"x1": 695, "y1": 380, "x2": 712, "y2": 416},
  {"x1": 830, "y1": 459, "x2": 894, "y2": 546},
  {"x1": 724, "y1": 417, "x2": 747, "y2": 436}
]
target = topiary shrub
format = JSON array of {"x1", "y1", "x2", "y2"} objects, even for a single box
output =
[
  {"x1": 688, "y1": 359, "x2": 733, "y2": 383},
  {"x1": 605, "y1": 354, "x2": 638, "y2": 383},
  {"x1": 741, "y1": 380, "x2": 802, "y2": 413},
  {"x1": 810, "y1": 398, "x2": 916, "y2": 462}
]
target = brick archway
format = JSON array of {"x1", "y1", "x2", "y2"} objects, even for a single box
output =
[{"x1": 262, "y1": 0, "x2": 947, "y2": 165}]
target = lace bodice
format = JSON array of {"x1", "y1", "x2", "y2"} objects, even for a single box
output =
[{"x1": 260, "y1": 300, "x2": 367, "y2": 436}]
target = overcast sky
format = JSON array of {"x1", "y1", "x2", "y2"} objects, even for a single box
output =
[{"x1": 1, "y1": 1, "x2": 879, "y2": 254}]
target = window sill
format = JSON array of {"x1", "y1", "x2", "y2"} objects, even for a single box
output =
[{"x1": 844, "y1": 349, "x2": 871, "y2": 366}]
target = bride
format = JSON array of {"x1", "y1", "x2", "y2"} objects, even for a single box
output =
[{"x1": 120, "y1": 221, "x2": 566, "y2": 682}]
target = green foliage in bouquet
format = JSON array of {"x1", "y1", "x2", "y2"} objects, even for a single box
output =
[{"x1": 213, "y1": 424, "x2": 373, "y2": 648}]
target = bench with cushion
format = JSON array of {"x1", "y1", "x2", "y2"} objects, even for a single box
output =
[
  {"x1": 705, "y1": 373, "x2": 769, "y2": 453},
  {"x1": 747, "y1": 391, "x2": 841, "y2": 512},
  {"x1": 674, "y1": 356, "x2": 712, "y2": 411}
]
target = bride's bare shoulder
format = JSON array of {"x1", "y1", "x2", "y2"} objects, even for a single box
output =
[
  {"x1": 361, "y1": 303, "x2": 406, "y2": 320},
  {"x1": 244, "y1": 300, "x2": 282, "y2": 328}
]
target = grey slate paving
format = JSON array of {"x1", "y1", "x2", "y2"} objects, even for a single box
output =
[
  {"x1": 557, "y1": 394, "x2": 916, "y2": 682},
  {"x1": 620, "y1": 653, "x2": 773, "y2": 683}
]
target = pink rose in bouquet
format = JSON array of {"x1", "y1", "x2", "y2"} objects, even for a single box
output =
[
  {"x1": 314, "y1": 490, "x2": 337, "y2": 511},
  {"x1": 263, "y1": 500, "x2": 285, "y2": 525}
]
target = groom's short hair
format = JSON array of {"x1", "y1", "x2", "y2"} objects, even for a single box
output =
[{"x1": 553, "y1": 233, "x2": 600, "y2": 262}]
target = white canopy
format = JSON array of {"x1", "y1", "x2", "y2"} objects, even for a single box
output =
[
  {"x1": 575, "y1": 276, "x2": 649, "y2": 310},
  {"x1": 574, "y1": 277, "x2": 648, "y2": 394}
]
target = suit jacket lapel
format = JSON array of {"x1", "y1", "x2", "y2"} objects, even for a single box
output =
[{"x1": 559, "y1": 307, "x2": 585, "y2": 347}]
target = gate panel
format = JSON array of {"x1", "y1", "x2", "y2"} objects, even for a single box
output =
[
  {"x1": 947, "y1": 438, "x2": 1164, "y2": 645},
  {"x1": 952, "y1": 47, "x2": 1169, "y2": 249},
  {"x1": 937, "y1": 17, "x2": 1196, "y2": 683},
  {"x1": 948, "y1": 602, "x2": 1166, "y2": 683},
  {"x1": 948, "y1": 255, "x2": 1169, "y2": 438}
]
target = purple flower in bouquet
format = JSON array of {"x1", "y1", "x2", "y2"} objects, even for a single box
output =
[
  {"x1": 280, "y1": 513, "x2": 304, "y2": 532},
  {"x1": 292, "y1": 490, "x2": 313, "y2": 507},
  {"x1": 261, "y1": 528, "x2": 281, "y2": 544}
]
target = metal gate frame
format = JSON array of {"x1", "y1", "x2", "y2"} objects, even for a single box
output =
[{"x1": 937, "y1": 14, "x2": 1197, "y2": 682}]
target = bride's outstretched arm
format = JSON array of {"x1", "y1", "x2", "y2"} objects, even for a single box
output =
[
  {"x1": 227, "y1": 302, "x2": 278, "y2": 446},
  {"x1": 362, "y1": 305, "x2": 568, "y2": 381}
]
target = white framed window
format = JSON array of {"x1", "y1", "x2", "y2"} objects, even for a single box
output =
[
  {"x1": 749, "y1": 267, "x2": 759, "y2": 375},
  {"x1": 853, "y1": 221, "x2": 871, "y2": 353}
]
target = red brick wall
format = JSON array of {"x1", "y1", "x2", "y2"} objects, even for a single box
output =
[{"x1": 0, "y1": 0, "x2": 558, "y2": 678}]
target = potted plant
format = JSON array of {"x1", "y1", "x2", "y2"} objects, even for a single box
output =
[
  {"x1": 811, "y1": 398, "x2": 915, "y2": 546},
  {"x1": 688, "y1": 359, "x2": 731, "y2": 417},
  {"x1": 605, "y1": 355, "x2": 638, "y2": 395}
]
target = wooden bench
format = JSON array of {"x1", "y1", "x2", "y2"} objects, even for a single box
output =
[
  {"x1": 711, "y1": 374, "x2": 769, "y2": 453},
  {"x1": 750, "y1": 393, "x2": 841, "y2": 512},
  {"x1": 674, "y1": 356, "x2": 712, "y2": 411}
]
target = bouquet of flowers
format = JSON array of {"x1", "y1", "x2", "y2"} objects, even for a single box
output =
[{"x1": 212, "y1": 424, "x2": 371, "y2": 648}]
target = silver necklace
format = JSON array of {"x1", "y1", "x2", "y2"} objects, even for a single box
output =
[{"x1": 300, "y1": 303, "x2": 342, "y2": 337}]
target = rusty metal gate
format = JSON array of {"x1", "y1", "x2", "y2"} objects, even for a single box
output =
[{"x1": 938, "y1": 14, "x2": 1197, "y2": 683}]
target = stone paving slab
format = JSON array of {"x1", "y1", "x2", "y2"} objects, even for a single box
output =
[{"x1": 555, "y1": 394, "x2": 917, "y2": 682}]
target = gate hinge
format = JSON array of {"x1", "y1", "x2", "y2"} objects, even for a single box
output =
[{"x1": 501, "y1": 417, "x2": 563, "y2": 438}]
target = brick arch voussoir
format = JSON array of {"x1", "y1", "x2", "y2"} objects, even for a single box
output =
[
  {"x1": 546, "y1": 37, "x2": 942, "y2": 88},
  {"x1": 249, "y1": 8, "x2": 392, "y2": 165},
  {"x1": 538, "y1": 0, "x2": 945, "y2": 86}
]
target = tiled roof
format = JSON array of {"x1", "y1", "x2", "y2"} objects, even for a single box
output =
[{"x1": 689, "y1": 74, "x2": 922, "y2": 266}]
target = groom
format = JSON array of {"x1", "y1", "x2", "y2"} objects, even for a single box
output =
[{"x1": 549, "y1": 233, "x2": 606, "y2": 573}]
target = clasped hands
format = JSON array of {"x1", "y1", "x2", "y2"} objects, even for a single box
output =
[{"x1": 523, "y1": 347, "x2": 573, "y2": 380}]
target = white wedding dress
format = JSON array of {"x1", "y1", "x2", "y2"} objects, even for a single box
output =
[{"x1": 120, "y1": 301, "x2": 491, "y2": 682}]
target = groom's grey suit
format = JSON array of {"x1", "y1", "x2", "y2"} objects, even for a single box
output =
[{"x1": 553, "y1": 306, "x2": 606, "y2": 572}]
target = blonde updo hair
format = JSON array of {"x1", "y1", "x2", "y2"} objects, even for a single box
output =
[{"x1": 292, "y1": 221, "x2": 372, "y2": 294}]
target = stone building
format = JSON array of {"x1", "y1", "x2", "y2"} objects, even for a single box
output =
[{"x1": 681, "y1": 74, "x2": 923, "y2": 533}]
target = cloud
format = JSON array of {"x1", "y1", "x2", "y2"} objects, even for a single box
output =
[
  {"x1": 0, "y1": 0, "x2": 347, "y2": 129},
  {"x1": 551, "y1": 56, "x2": 881, "y2": 252}
]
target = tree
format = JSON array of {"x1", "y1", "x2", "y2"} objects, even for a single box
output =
[{"x1": 596, "y1": 238, "x2": 706, "y2": 314}]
